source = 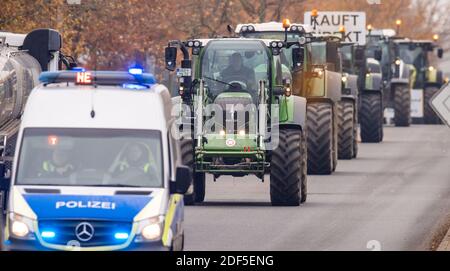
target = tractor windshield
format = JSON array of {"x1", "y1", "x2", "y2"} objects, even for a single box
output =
[
  {"x1": 398, "y1": 43, "x2": 427, "y2": 67},
  {"x1": 201, "y1": 40, "x2": 270, "y2": 100},
  {"x1": 341, "y1": 44, "x2": 354, "y2": 73},
  {"x1": 367, "y1": 36, "x2": 394, "y2": 78},
  {"x1": 398, "y1": 43, "x2": 428, "y2": 88}
]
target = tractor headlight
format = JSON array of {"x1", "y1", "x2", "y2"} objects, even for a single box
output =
[
  {"x1": 135, "y1": 216, "x2": 164, "y2": 242},
  {"x1": 342, "y1": 76, "x2": 348, "y2": 83},
  {"x1": 9, "y1": 213, "x2": 35, "y2": 240},
  {"x1": 395, "y1": 59, "x2": 401, "y2": 66},
  {"x1": 313, "y1": 68, "x2": 324, "y2": 78}
]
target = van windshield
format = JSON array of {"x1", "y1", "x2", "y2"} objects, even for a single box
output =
[{"x1": 16, "y1": 128, "x2": 163, "y2": 188}]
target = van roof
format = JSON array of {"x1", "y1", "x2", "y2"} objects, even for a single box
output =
[{"x1": 21, "y1": 84, "x2": 172, "y2": 131}]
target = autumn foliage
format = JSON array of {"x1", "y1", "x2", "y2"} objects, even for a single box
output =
[{"x1": 1, "y1": 0, "x2": 448, "y2": 76}]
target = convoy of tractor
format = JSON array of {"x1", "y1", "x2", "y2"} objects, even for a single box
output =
[{"x1": 0, "y1": 10, "x2": 446, "y2": 251}]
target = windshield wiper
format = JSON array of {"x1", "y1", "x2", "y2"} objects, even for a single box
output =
[{"x1": 203, "y1": 76, "x2": 234, "y2": 88}]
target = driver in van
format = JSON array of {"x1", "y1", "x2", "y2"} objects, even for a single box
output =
[
  {"x1": 39, "y1": 148, "x2": 75, "y2": 178},
  {"x1": 114, "y1": 143, "x2": 158, "y2": 185},
  {"x1": 221, "y1": 52, "x2": 256, "y2": 91}
]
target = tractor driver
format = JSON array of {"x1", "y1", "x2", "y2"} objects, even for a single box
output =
[{"x1": 221, "y1": 52, "x2": 256, "y2": 92}]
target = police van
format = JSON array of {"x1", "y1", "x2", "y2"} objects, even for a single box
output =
[{"x1": 0, "y1": 69, "x2": 191, "y2": 251}]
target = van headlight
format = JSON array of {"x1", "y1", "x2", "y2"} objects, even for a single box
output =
[
  {"x1": 134, "y1": 216, "x2": 164, "y2": 242},
  {"x1": 9, "y1": 213, "x2": 35, "y2": 240}
]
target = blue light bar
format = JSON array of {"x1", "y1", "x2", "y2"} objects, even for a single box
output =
[
  {"x1": 71, "y1": 67, "x2": 86, "y2": 72},
  {"x1": 39, "y1": 71, "x2": 156, "y2": 86},
  {"x1": 129, "y1": 68, "x2": 143, "y2": 75},
  {"x1": 114, "y1": 232, "x2": 129, "y2": 240},
  {"x1": 41, "y1": 231, "x2": 56, "y2": 239}
]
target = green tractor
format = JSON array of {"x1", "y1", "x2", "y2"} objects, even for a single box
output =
[
  {"x1": 366, "y1": 29, "x2": 414, "y2": 127},
  {"x1": 339, "y1": 42, "x2": 363, "y2": 158},
  {"x1": 396, "y1": 38, "x2": 444, "y2": 124},
  {"x1": 342, "y1": 41, "x2": 384, "y2": 143},
  {"x1": 237, "y1": 22, "x2": 344, "y2": 174},
  {"x1": 165, "y1": 38, "x2": 308, "y2": 206}
]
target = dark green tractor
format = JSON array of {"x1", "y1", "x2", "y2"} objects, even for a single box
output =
[
  {"x1": 165, "y1": 38, "x2": 308, "y2": 206},
  {"x1": 342, "y1": 42, "x2": 384, "y2": 143},
  {"x1": 367, "y1": 29, "x2": 414, "y2": 127},
  {"x1": 396, "y1": 39, "x2": 444, "y2": 124},
  {"x1": 237, "y1": 22, "x2": 342, "y2": 175}
]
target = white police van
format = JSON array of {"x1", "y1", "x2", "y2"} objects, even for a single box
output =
[{"x1": 0, "y1": 69, "x2": 191, "y2": 251}]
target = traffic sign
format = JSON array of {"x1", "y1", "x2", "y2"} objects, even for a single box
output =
[
  {"x1": 430, "y1": 83, "x2": 450, "y2": 126},
  {"x1": 304, "y1": 11, "x2": 367, "y2": 45}
]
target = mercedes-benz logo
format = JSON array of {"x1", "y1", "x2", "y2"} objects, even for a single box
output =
[{"x1": 75, "y1": 222, "x2": 95, "y2": 242}]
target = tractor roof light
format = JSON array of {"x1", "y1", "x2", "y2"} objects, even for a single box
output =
[
  {"x1": 186, "y1": 40, "x2": 202, "y2": 48},
  {"x1": 433, "y1": 34, "x2": 439, "y2": 42},
  {"x1": 367, "y1": 24, "x2": 373, "y2": 31},
  {"x1": 339, "y1": 25, "x2": 346, "y2": 33},
  {"x1": 396, "y1": 19, "x2": 402, "y2": 26},
  {"x1": 240, "y1": 25, "x2": 255, "y2": 33},
  {"x1": 282, "y1": 19, "x2": 291, "y2": 29},
  {"x1": 311, "y1": 9, "x2": 318, "y2": 18}
]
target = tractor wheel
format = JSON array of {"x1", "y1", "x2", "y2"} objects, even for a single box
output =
[
  {"x1": 270, "y1": 129, "x2": 307, "y2": 206},
  {"x1": 352, "y1": 111, "x2": 358, "y2": 158},
  {"x1": 337, "y1": 100, "x2": 355, "y2": 160},
  {"x1": 307, "y1": 103, "x2": 334, "y2": 175},
  {"x1": 360, "y1": 93, "x2": 383, "y2": 143},
  {"x1": 180, "y1": 138, "x2": 199, "y2": 205},
  {"x1": 0, "y1": 211, "x2": 4, "y2": 251},
  {"x1": 332, "y1": 107, "x2": 338, "y2": 171},
  {"x1": 424, "y1": 86, "x2": 442, "y2": 124},
  {"x1": 193, "y1": 172, "x2": 206, "y2": 203},
  {"x1": 394, "y1": 85, "x2": 411, "y2": 127}
]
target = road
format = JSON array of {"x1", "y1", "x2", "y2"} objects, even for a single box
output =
[{"x1": 184, "y1": 125, "x2": 450, "y2": 251}]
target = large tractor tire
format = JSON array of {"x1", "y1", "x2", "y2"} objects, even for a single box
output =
[
  {"x1": 424, "y1": 86, "x2": 442, "y2": 124},
  {"x1": 352, "y1": 113, "x2": 358, "y2": 158},
  {"x1": 307, "y1": 103, "x2": 334, "y2": 175},
  {"x1": 360, "y1": 93, "x2": 383, "y2": 143},
  {"x1": 337, "y1": 100, "x2": 355, "y2": 160},
  {"x1": 0, "y1": 211, "x2": 4, "y2": 251},
  {"x1": 180, "y1": 138, "x2": 205, "y2": 205},
  {"x1": 270, "y1": 128, "x2": 307, "y2": 206},
  {"x1": 394, "y1": 85, "x2": 411, "y2": 127}
]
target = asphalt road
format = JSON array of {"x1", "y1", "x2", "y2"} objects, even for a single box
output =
[{"x1": 184, "y1": 125, "x2": 450, "y2": 251}]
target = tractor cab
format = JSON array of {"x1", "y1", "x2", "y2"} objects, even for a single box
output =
[{"x1": 166, "y1": 37, "x2": 308, "y2": 206}]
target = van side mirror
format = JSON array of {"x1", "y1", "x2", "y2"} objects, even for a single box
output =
[
  {"x1": 165, "y1": 47, "x2": 178, "y2": 71},
  {"x1": 173, "y1": 166, "x2": 192, "y2": 194},
  {"x1": 438, "y1": 48, "x2": 444, "y2": 59},
  {"x1": 292, "y1": 47, "x2": 304, "y2": 72},
  {"x1": 374, "y1": 49, "x2": 382, "y2": 61},
  {"x1": 0, "y1": 163, "x2": 10, "y2": 194}
]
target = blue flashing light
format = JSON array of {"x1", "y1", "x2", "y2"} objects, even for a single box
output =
[
  {"x1": 41, "y1": 231, "x2": 56, "y2": 239},
  {"x1": 129, "y1": 68, "x2": 143, "y2": 75},
  {"x1": 71, "y1": 67, "x2": 86, "y2": 72},
  {"x1": 114, "y1": 232, "x2": 129, "y2": 240},
  {"x1": 122, "y1": 83, "x2": 148, "y2": 90}
]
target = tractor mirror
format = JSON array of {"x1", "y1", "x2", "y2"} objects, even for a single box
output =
[
  {"x1": 438, "y1": 48, "x2": 444, "y2": 59},
  {"x1": 374, "y1": 49, "x2": 382, "y2": 61},
  {"x1": 227, "y1": 24, "x2": 234, "y2": 34},
  {"x1": 354, "y1": 47, "x2": 365, "y2": 65},
  {"x1": 292, "y1": 47, "x2": 304, "y2": 72},
  {"x1": 165, "y1": 47, "x2": 177, "y2": 71}
]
